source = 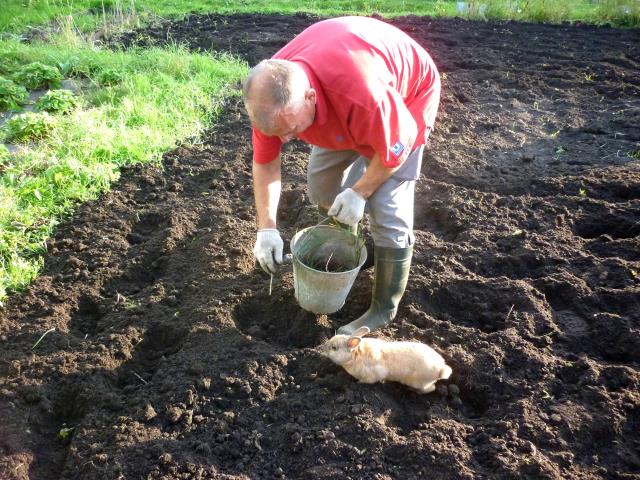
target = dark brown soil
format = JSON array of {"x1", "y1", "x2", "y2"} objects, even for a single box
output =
[{"x1": 2, "y1": 13, "x2": 640, "y2": 480}]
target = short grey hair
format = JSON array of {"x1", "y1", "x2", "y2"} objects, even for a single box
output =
[{"x1": 242, "y1": 59, "x2": 307, "y2": 132}]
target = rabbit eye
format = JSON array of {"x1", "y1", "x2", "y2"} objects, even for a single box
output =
[{"x1": 331, "y1": 345, "x2": 337, "y2": 350}]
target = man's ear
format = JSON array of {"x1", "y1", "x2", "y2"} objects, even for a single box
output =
[{"x1": 306, "y1": 88, "x2": 316, "y2": 104}]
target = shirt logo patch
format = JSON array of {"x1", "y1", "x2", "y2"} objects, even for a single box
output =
[
  {"x1": 336, "y1": 135, "x2": 345, "y2": 142},
  {"x1": 391, "y1": 141, "x2": 405, "y2": 157}
]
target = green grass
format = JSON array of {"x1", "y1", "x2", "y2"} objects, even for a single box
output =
[
  {"x1": 0, "y1": 0, "x2": 639, "y2": 32},
  {"x1": 0, "y1": 0, "x2": 102, "y2": 34},
  {"x1": 146, "y1": 0, "x2": 640, "y2": 27},
  {"x1": 0, "y1": 36, "x2": 246, "y2": 303}
]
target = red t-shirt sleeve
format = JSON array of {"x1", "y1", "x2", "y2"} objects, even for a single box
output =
[
  {"x1": 348, "y1": 86, "x2": 418, "y2": 168},
  {"x1": 252, "y1": 127, "x2": 282, "y2": 164}
]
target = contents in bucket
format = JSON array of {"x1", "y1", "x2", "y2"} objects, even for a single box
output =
[{"x1": 294, "y1": 224, "x2": 364, "y2": 272}]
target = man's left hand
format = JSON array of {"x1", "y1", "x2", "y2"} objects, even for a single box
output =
[{"x1": 327, "y1": 188, "x2": 366, "y2": 225}]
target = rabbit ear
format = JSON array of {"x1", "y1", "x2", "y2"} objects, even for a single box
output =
[
  {"x1": 351, "y1": 326, "x2": 370, "y2": 338},
  {"x1": 347, "y1": 337, "x2": 361, "y2": 350}
]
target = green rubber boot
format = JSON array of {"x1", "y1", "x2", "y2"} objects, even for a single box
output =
[{"x1": 337, "y1": 245, "x2": 413, "y2": 335}]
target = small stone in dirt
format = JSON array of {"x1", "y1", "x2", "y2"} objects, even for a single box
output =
[
  {"x1": 122, "y1": 384, "x2": 138, "y2": 394},
  {"x1": 247, "y1": 325, "x2": 263, "y2": 336},
  {"x1": 550, "y1": 413, "x2": 562, "y2": 423},
  {"x1": 158, "y1": 452, "x2": 172, "y2": 465},
  {"x1": 195, "y1": 442, "x2": 211, "y2": 455},
  {"x1": 143, "y1": 404, "x2": 157, "y2": 422},
  {"x1": 436, "y1": 384, "x2": 448, "y2": 396},
  {"x1": 165, "y1": 295, "x2": 178, "y2": 306},
  {"x1": 126, "y1": 232, "x2": 144, "y2": 245},
  {"x1": 166, "y1": 406, "x2": 183, "y2": 424},
  {"x1": 68, "y1": 256, "x2": 84, "y2": 269},
  {"x1": 448, "y1": 384, "x2": 460, "y2": 396},
  {"x1": 20, "y1": 386, "x2": 42, "y2": 404},
  {"x1": 525, "y1": 441, "x2": 537, "y2": 455},
  {"x1": 184, "y1": 410, "x2": 193, "y2": 425},
  {"x1": 222, "y1": 411, "x2": 236, "y2": 422},
  {"x1": 187, "y1": 362, "x2": 204, "y2": 375},
  {"x1": 8, "y1": 360, "x2": 20, "y2": 376},
  {"x1": 198, "y1": 377, "x2": 211, "y2": 390},
  {"x1": 319, "y1": 429, "x2": 335, "y2": 440}
]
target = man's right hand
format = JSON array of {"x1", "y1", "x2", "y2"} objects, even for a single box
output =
[{"x1": 253, "y1": 229, "x2": 284, "y2": 274}]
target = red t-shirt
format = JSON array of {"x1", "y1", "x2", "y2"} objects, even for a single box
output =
[{"x1": 252, "y1": 16, "x2": 440, "y2": 167}]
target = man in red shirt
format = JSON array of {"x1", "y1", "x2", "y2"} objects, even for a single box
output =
[{"x1": 243, "y1": 16, "x2": 440, "y2": 335}]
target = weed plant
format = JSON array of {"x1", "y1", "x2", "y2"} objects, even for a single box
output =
[
  {"x1": 12, "y1": 62, "x2": 63, "y2": 90},
  {"x1": 0, "y1": 77, "x2": 28, "y2": 111},
  {"x1": 35, "y1": 89, "x2": 78, "y2": 114},
  {"x1": 3, "y1": 112, "x2": 56, "y2": 142},
  {"x1": 97, "y1": 68, "x2": 124, "y2": 86}
]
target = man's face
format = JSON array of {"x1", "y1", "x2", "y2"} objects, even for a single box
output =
[{"x1": 262, "y1": 89, "x2": 316, "y2": 143}]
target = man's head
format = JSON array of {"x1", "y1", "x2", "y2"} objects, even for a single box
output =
[{"x1": 243, "y1": 59, "x2": 316, "y2": 143}]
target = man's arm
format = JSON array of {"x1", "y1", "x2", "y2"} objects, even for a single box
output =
[
  {"x1": 327, "y1": 151, "x2": 407, "y2": 225},
  {"x1": 252, "y1": 156, "x2": 282, "y2": 228},
  {"x1": 350, "y1": 152, "x2": 403, "y2": 200}
]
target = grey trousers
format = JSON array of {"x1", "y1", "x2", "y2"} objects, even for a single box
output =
[{"x1": 307, "y1": 146, "x2": 424, "y2": 249}]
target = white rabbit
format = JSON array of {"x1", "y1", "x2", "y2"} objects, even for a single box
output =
[{"x1": 318, "y1": 326, "x2": 452, "y2": 394}]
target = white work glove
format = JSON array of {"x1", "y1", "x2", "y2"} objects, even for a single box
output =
[
  {"x1": 327, "y1": 188, "x2": 366, "y2": 226},
  {"x1": 253, "y1": 229, "x2": 284, "y2": 274}
]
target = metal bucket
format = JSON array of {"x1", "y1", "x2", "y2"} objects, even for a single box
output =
[{"x1": 290, "y1": 225, "x2": 367, "y2": 314}]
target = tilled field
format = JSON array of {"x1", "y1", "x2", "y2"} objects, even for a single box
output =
[{"x1": 1, "y1": 13, "x2": 639, "y2": 480}]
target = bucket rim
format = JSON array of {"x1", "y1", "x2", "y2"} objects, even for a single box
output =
[{"x1": 290, "y1": 225, "x2": 367, "y2": 275}]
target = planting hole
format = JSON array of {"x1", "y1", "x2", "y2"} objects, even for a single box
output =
[
  {"x1": 235, "y1": 290, "x2": 332, "y2": 348},
  {"x1": 574, "y1": 214, "x2": 640, "y2": 240}
]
